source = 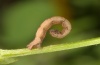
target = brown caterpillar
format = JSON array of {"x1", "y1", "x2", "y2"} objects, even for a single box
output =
[{"x1": 27, "y1": 16, "x2": 71, "y2": 50}]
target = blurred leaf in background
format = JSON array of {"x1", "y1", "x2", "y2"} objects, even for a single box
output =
[{"x1": 0, "y1": 0, "x2": 100, "y2": 65}]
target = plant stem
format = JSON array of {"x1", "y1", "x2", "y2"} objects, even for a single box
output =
[{"x1": 0, "y1": 37, "x2": 100, "y2": 64}]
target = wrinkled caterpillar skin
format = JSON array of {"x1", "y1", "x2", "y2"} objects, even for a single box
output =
[{"x1": 27, "y1": 16, "x2": 71, "y2": 50}]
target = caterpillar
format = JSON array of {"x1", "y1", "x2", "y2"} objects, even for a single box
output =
[{"x1": 27, "y1": 16, "x2": 71, "y2": 50}]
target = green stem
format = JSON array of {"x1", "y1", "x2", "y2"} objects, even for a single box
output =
[{"x1": 0, "y1": 37, "x2": 100, "y2": 64}]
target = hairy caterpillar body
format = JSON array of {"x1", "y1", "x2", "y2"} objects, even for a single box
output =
[{"x1": 27, "y1": 16, "x2": 71, "y2": 50}]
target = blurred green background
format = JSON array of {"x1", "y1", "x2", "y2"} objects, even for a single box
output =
[{"x1": 0, "y1": 0, "x2": 100, "y2": 65}]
